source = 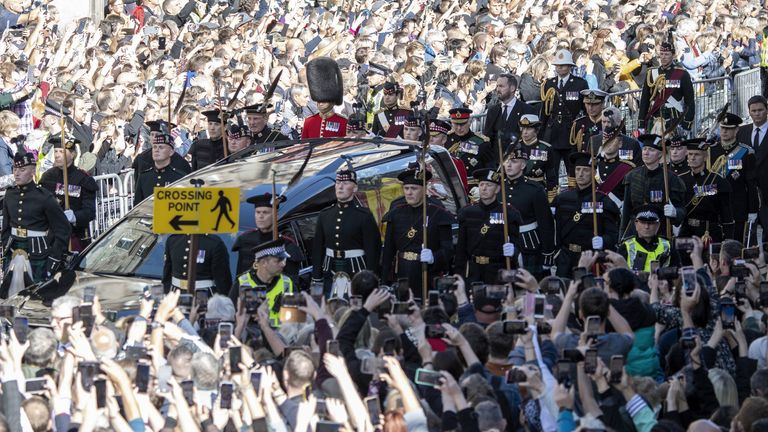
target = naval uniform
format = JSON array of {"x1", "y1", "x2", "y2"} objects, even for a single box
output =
[
  {"x1": 520, "y1": 139, "x2": 558, "y2": 201},
  {"x1": 679, "y1": 169, "x2": 734, "y2": 241},
  {"x1": 311, "y1": 200, "x2": 381, "y2": 283},
  {"x1": 570, "y1": 115, "x2": 602, "y2": 153},
  {"x1": 638, "y1": 63, "x2": 695, "y2": 132},
  {"x1": 162, "y1": 234, "x2": 232, "y2": 294},
  {"x1": 39, "y1": 163, "x2": 97, "y2": 251},
  {"x1": 301, "y1": 112, "x2": 348, "y2": 139},
  {"x1": 501, "y1": 175, "x2": 555, "y2": 277},
  {"x1": 189, "y1": 137, "x2": 226, "y2": 171},
  {"x1": 381, "y1": 202, "x2": 455, "y2": 293},
  {"x1": 231, "y1": 230, "x2": 304, "y2": 277},
  {"x1": 133, "y1": 164, "x2": 187, "y2": 206},
  {"x1": 455, "y1": 200, "x2": 522, "y2": 285},
  {"x1": 539, "y1": 74, "x2": 588, "y2": 177},
  {"x1": 1, "y1": 182, "x2": 71, "y2": 282},
  {"x1": 707, "y1": 140, "x2": 759, "y2": 242},
  {"x1": 552, "y1": 186, "x2": 620, "y2": 277}
]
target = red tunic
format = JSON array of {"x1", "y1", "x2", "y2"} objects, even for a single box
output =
[{"x1": 301, "y1": 113, "x2": 348, "y2": 139}]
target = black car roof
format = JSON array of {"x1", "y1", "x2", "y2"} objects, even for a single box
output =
[{"x1": 130, "y1": 138, "x2": 435, "y2": 219}]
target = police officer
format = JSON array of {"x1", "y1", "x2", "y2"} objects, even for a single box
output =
[
  {"x1": 131, "y1": 120, "x2": 191, "y2": 185},
  {"x1": 381, "y1": 167, "x2": 455, "y2": 294},
  {"x1": 501, "y1": 146, "x2": 555, "y2": 277},
  {"x1": 446, "y1": 107, "x2": 495, "y2": 182},
  {"x1": 552, "y1": 152, "x2": 619, "y2": 277},
  {"x1": 638, "y1": 40, "x2": 695, "y2": 134},
  {"x1": 2, "y1": 152, "x2": 71, "y2": 282},
  {"x1": 244, "y1": 103, "x2": 289, "y2": 145},
  {"x1": 134, "y1": 133, "x2": 187, "y2": 206},
  {"x1": 594, "y1": 123, "x2": 635, "y2": 210},
  {"x1": 228, "y1": 238, "x2": 296, "y2": 328},
  {"x1": 232, "y1": 193, "x2": 304, "y2": 277},
  {"x1": 668, "y1": 135, "x2": 689, "y2": 175},
  {"x1": 620, "y1": 134, "x2": 686, "y2": 238},
  {"x1": 679, "y1": 139, "x2": 735, "y2": 242},
  {"x1": 619, "y1": 205, "x2": 680, "y2": 272},
  {"x1": 517, "y1": 114, "x2": 558, "y2": 202},
  {"x1": 162, "y1": 233, "x2": 232, "y2": 294},
  {"x1": 589, "y1": 107, "x2": 643, "y2": 167},
  {"x1": 455, "y1": 169, "x2": 522, "y2": 284},
  {"x1": 708, "y1": 113, "x2": 759, "y2": 242},
  {"x1": 570, "y1": 89, "x2": 607, "y2": 154},
  {"x1": 371, "y1": 82, "x2": 412, "y2": 138},
  {"x1": 189, "y1": 109, "x2": 226, "y2": 171},
  {"x1": 311, "y1": 169, "x2": 381, "y2": 288},
  {"x1": 39, "y1": 136, "x2": 97, "y2": 252},
  {"x1": 539, "y1": 49, "x2": 589, "y2": 182}
]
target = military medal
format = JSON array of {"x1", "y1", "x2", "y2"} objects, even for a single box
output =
[
  {"x1": 650, "y1": 190, "x2": 663, "y2": 203},
  {"x1": 480, "y1": 224, "x2": 490, "y2": 235},
  {"x1": 573, "y1": 212, "x2": 581, "y2": 222},
  {"x1": 407, "y1": 227, "x2": 417, "y2": 239}
]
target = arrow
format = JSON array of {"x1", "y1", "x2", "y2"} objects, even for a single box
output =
[{"x1": 170, "y1": 215, "x2": 199, "y2": 231}]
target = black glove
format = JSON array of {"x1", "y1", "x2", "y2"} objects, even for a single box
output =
[{"x1": 45, "y1": 256, "x2": 62, "y2": 278}]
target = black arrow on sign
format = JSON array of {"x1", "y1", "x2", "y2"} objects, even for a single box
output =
[{"x1": 170, "y1": 215, "x2": 199, "y2": 231}]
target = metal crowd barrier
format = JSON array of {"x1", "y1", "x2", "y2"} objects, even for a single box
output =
[
  {"x1": 471, "y1": 69, "x2": 760, "y2": 136},
  {"x1": 89, "y1": 170, "x2": 135, "y2": 239}
]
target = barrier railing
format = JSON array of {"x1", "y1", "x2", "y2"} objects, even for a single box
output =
[
  {"x1": 732, "y1": 68, "x2": 761, "y2": 122},
  {"x1": 88, "y1": 170, "x2": 135, "y2": 239}
]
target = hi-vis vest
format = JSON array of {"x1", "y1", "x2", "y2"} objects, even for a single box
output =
[
  {"x1": 623, "y1": 237, "x2": 671, "y2": 273},
  {"x1": 238, "y1": 272, "x2": 294, "y2": 327},
  {"x1": 761, "y1": 36, "x2": 768, "y2": 68}
]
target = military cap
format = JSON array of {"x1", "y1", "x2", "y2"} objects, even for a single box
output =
[
  {"x1": 227, "y1": 124, "x2": 250, "y2": 139},
  {"x1": 552, "y1": 49, "x2": 576, "y2": 66},
  {"x1": 152, "y1": 133, "x2": 173, "y2": 147},
  {"x1": 429, "y1": 119, "x2": 451, "y2": 135},
  {"x1": 382, "y1": 82, "x2": 402, "y2": 95},
  {"x1": 660, "y1": 40, "x2": 675, "y2": 53},
  {"x1": 719, "y1": 113, "x2": 743, "y2": 128},
  {"x1": 638, "y1": 133, "x2": 663, "y2": 151},
  {"x1": 397, "y1": 168, "x2": 432, "y2": 186},
  {"x1": 602, "y1": 124, "x2": 621, "y2": 143},
  {"x1": 582, "y1": 89, "x2": 608, "y2": 104},
  {"x1": 13, "y1": 152, "x2": 35, "y2": 168},
  {"x1": 243, "y1": 103, "x2": 271, "y2": 115},
  {"x1": 504, "y1": 145, "x2": 528, "y2": 161},
  {"x1": 448, "y1": 107, "x2": 473, "y2": 124},
  {"x1": 347, "y1": 115, "x2": 366, "y2": 132},
  {"x1": 202, "y1": 109, "x2": 224, "y2": 122},
  {"x1": 367, "y1": 62, "x2": 390, "y2": 76},
  {"x1": 246, "y1": 192, "x2": 286, "y2": 208},
  {"x1": 519, "y1": 114, "x2": 541, "y2": 128},
  {"x1": 667, "y1": 134, "x2": 685, "y2": 148},
  {"x1": 146, "y1": 120, "x2": 176, "y2": 134},
  {"x1": 473, "y1": 168, "x2": 500, "y2": 185},
  {"x1": 335, "y1": 169, "x2": 357, "y2": 183},
  {"x1": 569, "y1": 151, "x2": 592, "y2": 167},
  {"x1": 48, "y1": 136, "x2": 79, "y2": 150},
  {"x1": 635, "y1": 204, "x2": 661, "y2": 223},
  {"x1": 405, "y1": 113, "x2": 421, "y2": 128},
  {"x1": 252, "y1": 238, "x2": 291, "y2": 260},
  {"x1": 683, "y1": 138, "x2": 709, "y2": 151}
]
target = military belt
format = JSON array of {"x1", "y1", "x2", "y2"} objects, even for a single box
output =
[
  {"x1": 172, "y1": 277, "x2": 214, "y2": 290},
  {"x1": 686, "y1": 218, "x2": 711, "y2": 228},
  {"x1": 399, "y1": 251, "x2": 420, "y2": 261},
  {"x1": 326, "y1": 248, "x2": 365, "y2": 259},
  {"x1": 528, "y1": 176, "x2": 544, "y2": 181},
  {"x1": 11, "y1": 228, "x2": 47, "y2": 238},
  {"x1": 472, "y1": 255, "x2": 504, "y2": 265},
  {"x1": 566, "y1": 244, "x2": 582, "y2": 253}
]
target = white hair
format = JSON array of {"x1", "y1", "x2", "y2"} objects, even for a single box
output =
[
  {"x1": 51, "y1": 295, "x2": 81, "y2": 316},
  {"x1": 205, "y1": 294, "x2": 235, "y2": 322}
]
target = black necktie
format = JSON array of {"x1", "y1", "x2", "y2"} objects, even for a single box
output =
[
  {"x1": 559, "y1": 79, "x2": 564, "y2": 89},
  {"x1": 502, "y1": 104, "x2": 508, "y2": 121},
  {"x1": 755, "y1": 128, "x2": 761, "y2": 149}
]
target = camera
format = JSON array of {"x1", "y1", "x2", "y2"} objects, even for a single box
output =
[
  {"x1": 435, "y1": 276, "x2": 457, "y2": 293},
  {"x1": 731, "y1": 259, "x2": 749, "y2": 280},
  {"x1": 675, "y1": 238, "x2": 695, "y2": 254}
]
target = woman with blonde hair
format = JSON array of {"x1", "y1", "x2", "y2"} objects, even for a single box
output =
[
  {"x1": 518, "y1": 56, "x2": 550, "y2": 111},
  {"x1": 0, "y1": 110, "x2": 20, "y2": 176},
  {"x1": 707, "y1": 368, "x2": 739, "y2": 409}
]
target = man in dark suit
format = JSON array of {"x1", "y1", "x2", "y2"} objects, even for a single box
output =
[
  {"x1": 737, "y1": 95, "x2": 768, "y2": 242},
  {"x1": 539, "y1": 50, "x2": 589, "y2": 184},
  {"x1": 483, "y1": 74, "x2": 535, "y2": 145}
]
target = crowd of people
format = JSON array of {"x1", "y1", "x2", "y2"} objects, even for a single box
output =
[{"x1": 1, "y1": 0, "x2": 768, "y2": 430}]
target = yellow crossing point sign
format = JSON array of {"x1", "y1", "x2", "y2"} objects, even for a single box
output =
[{"x1": 153, "y1": 187, "x2": 240, "y2": 234}]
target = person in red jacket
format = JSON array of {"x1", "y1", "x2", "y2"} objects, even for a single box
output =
[
  {"x1": 301, "y1": 58, "x2": 347, "y2": 139},
  {"x1": 301, "y1": 102, "x2": 348, "y2": 139}
]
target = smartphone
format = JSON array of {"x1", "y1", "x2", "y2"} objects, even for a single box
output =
[
  {"x1": 720, "y1": 299, "x2": 736, "y2": 329},
  {"x1": 534, "y1": 295, "x2": 545, "y2": 319},
  {"x1": 547, "y1": 279, "x2": 561, "y2": 294},
  {"x1": 125, "y1": 345, "x2": 148, "y2": 360},
  {"x1": 681, "y1": 267, "x2": 697, "y2": 295},
  {"x1": 505, "y1": 368, "x2": 528, "y2": 384},
  {"x1": 316, "y1": 422, "x2": 342, "y2": 432},
  {"x1": 585, "y1": 349, "x2": 598, "y2": 374},
  {"x1": 382, "y1": 338, "x2": 396, "y2": 356},
  {"x1": 229, "y1": 346, "x2": 242, "y2": 373},
  {"x1": 609, "y1": 355, "x2": 624, "y2": 384},
  {"x1": 675, "y1": 238, "x2": 695, "y2": 253},
  {"x1": 250, "y1": 372, "x2": 262, "y2": 393},
  {"x1": 425, "y1": 324, "x2": 446, "y2": 338},
  {"x1": 435, "y1": 276, "x2": 457, "y2": 292},
  {"x1": 365, "y1": 395, "x2": 382, "y2": 426},
  {"x1": 179, "y1": 293, "x2": 193, "y2": 309},
  {"x1": 503, "y1": 320, "x2": 528, "y2": 335},
  {"x1": 310, "y1": 282, "x2": 324, "y2": 305},
  {"x1": 195, "y1": 288, "x2": 209, "y2": 311},
  {"x1": 650, "y1": 260, "x2": 660, "y2": 274},
  {"x1": 219, "y1": 382, "x2": 234, "y2": 409},
  {"x1": 79, "y1": 361, "x2": 100, "y2": 391},
  {"x1": 218, "y1": 322, "x2": 233, "y2": 349},
  {"x1": 414, "y1": 368, "x2": 442, "y2": 387},
  {"x1": 95, "y1": 378, "x2": 107, "y2": 408},
  {"x1": 13, "y1": 317, "x2": 28, "y2": 344},
  {"x1": 572, "y1": 267, "x2": 588, "y2": 281},
  {"x1": 241, "y1": 288, "x2": 259, "y2": 314},
  {"x1": 316, "y1": 399, "x2": 328, "y2": 420},
  {"x1": 79, "y1": 305, "x2": 94, "y2": 337},
  {"x1": 83, "y1": 286, "x2": 96, "y2": 303},
  {"x1": 428, "y1": 291, "x2": 439, "y2": 307},
  {"x1": 581, "y1": 274, "x2": 596, "y2": 290},
  {"x1": 563, "y1": 348, "x2": 585, "y2": 362},
  {"x1": 150, "y1": 285, "x2": 164, "y2": 302},
  {"x1": 76, "y1": 18, "x2": 87, "y2": 34},
  {"x1": 498, "y1": 268, "x2": 517, "y2": 283},
  {"x1": 158, "y1": 36, "x2": 166, "y2": 50},
  {"x1": 743, "y1": 247, "x2": 760, "y2": 260},
  {"x1": 681, "y1": 327, "x2": 697, "y2": 349},
  {"x1": 24, "y1": 378, "x2": 47, "y2": 394},
  {"x1": 585, "y1": 315, "x2": 602, "y2": 336},
  {"x1": 181, "y1": 380, "x2": 195, "y2": 405},
  {"x1": 360, "y1": 357, "x2": 380, "y2": 375},
  {"x1": 326, "y1": 339, "x2": 342, "y2": 356},
  {"x1": 391, "y1": 302, "x2": 412, "y2": 315},
  {"x1": 556, "y1": 360, "x2": 573, "y2": 386},
  {"x1": 709, "y1": 243, "x2": 722, "y2": 257},
  {"x1": 104, "y1": 310, "x2": 117, "y2": 322},
  {"x1": 136, "y1": 362, "x2": 150, "y2": 393}
]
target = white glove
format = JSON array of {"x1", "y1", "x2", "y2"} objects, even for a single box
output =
[
  {"x1": 592, "y1": 236, "x2": 603, "y2": 250},
  {"x1": 748, "y1": 213, "x2": 758, "y2": 223},
  {"x1": 663, "y1": 203, "x2": 676, "y2": 218},
  {"x1": 420, "y1": 248, "x2": 434, "y2": 264},
  {"x1": 503, "y1": 242, "x2": 515, "y2": 257},
  {"x1": 64, "y1": 209, "x2": 76, "y2": 224}
]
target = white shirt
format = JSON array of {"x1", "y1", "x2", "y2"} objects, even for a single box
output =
[{"x1": 501, "y1": 98, "x2": 517, "y2": 120}]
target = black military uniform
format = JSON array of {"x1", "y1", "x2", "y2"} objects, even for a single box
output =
[
  {"x1": 569, "y1": 89, "x2": 606, "y2": 153},
  {"x1": 133, "y1": 134, "x2": 187, "y2": 206},
  {"x1": 311, "y1": 170, "x2": 381, "y2": 285},
  {"x1": 665, "y1": 134, "x2": 689, "y2": 175},
  {"x1": 39, "y1": 137, "x2": 97, "y2": 252},
  {"x1": 371, "y1": 82, "x2": 413, "y2": 138},
  {"x1": 131, "y1": 120, "x2": 191, "y2": 186},
  {"x1": 552, "y1": 152, "x2": 620, "y2": 277},
  {"x1": 456, "y1": 169, "x2": 522, "y2": 284},
  {"x1": 587, "y1": 122, "x2": 643, "y2": 168},
  {"x1": 189, "y1": 109, "x2": 227, "y2": 171},
  {"x1": 620, "y1": 134, "x2": 687, "y2": 238},
  {"x1": 518, "y1": 115, "x2": 558, "y2": 202},
  {"x1": 708, "y1": 113, "x2": 760, "y2": 242},
  {"x1": 381, "y1": 169, "x2": 455, "y2": 294},
  {"x1": 638, "y1": 41, "x2": 695, "y2": 133},
  {"x1": 1, "y1": 152, "x2": 71, "y2": 282},
  {"x1": 539, "y1": 50, "x2": 589, "y2": 177},
  {"x1": 501, "y1": 147, "x2": 555, "y2": 277},
  {"x1": 446, "y1": 108, "x2": 495, "y2": 179},
  {"x1": 232, "y1": 193, "x2": 304, "y2": 276},
  {"x1": 594, "y1": 156, "x2": 634, "y2": 212},
  {"x1": 679, "y1": 139, "x2": 735, "y2": 242},
  {"x1": 162, "y1": 233, "x2": 232, "y2": 294},
  {"x1": 243, "y1": 103, "x2": 289, "y2": 147}
]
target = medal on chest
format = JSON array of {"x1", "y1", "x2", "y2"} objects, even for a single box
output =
[
  {"x1": 530, "y1": 149, "x2": 548, "y2": 161},
  {"x1": 480, "y1": 224, "x2": 490, "y2": 235},
  {"x1": 650, "y1": 190, "x2": 664, "y2": 203},
  {"x1": 56, "y1": 183, "x2": 82, "y2": 198},
  {"x1": 407, "y1": 227, "x2": 417, "y2": 239},
  {"x1": 618, "y1": 149, "x2": 633, "y2": 160},
  {"x1": 197, "y1": 249, "x2": 206, "y2": 264},
  {"x1": 489, "y1": 212, "x2": 504, "y2": 224},
  {"x1": 460, "y1": 142, "x2": 479, "y2": 155},
  {"x1": 326, "y1": 121, "x2": 340, "y2": 132}
]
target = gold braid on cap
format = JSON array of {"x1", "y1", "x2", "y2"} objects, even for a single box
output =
[{"x1": 541, "y1": 86, "x2": 557, "y2": 116}]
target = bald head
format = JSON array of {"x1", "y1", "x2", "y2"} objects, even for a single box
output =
[{"x1": 687, "y1": 420, "x2": 720, "y2": 432}]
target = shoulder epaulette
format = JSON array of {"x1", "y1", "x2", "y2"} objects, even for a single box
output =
[{"x1": 619, "y1": 160, "x2": 635, "y2": 168}]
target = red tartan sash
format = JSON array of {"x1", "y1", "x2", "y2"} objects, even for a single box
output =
[{"x1": 598, "y1": 162, "x2": 633, "y2": 196}]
